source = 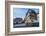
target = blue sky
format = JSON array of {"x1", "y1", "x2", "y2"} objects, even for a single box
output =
[{"x1": 13, "y1": 8, "x2": 39, "y2": 19}]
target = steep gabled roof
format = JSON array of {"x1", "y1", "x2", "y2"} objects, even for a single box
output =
[{"x1": 26, "y1": 9, "x2": 37, "y2": 16}]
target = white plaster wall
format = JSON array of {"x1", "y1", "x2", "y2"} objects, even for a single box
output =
[{"x1": 0, "y1": 0, "x2": 46, "y2": 36}]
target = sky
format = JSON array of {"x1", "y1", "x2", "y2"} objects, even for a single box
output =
[{"x1": 13, "y1": 8, "x2": 39, "y2": 19}]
